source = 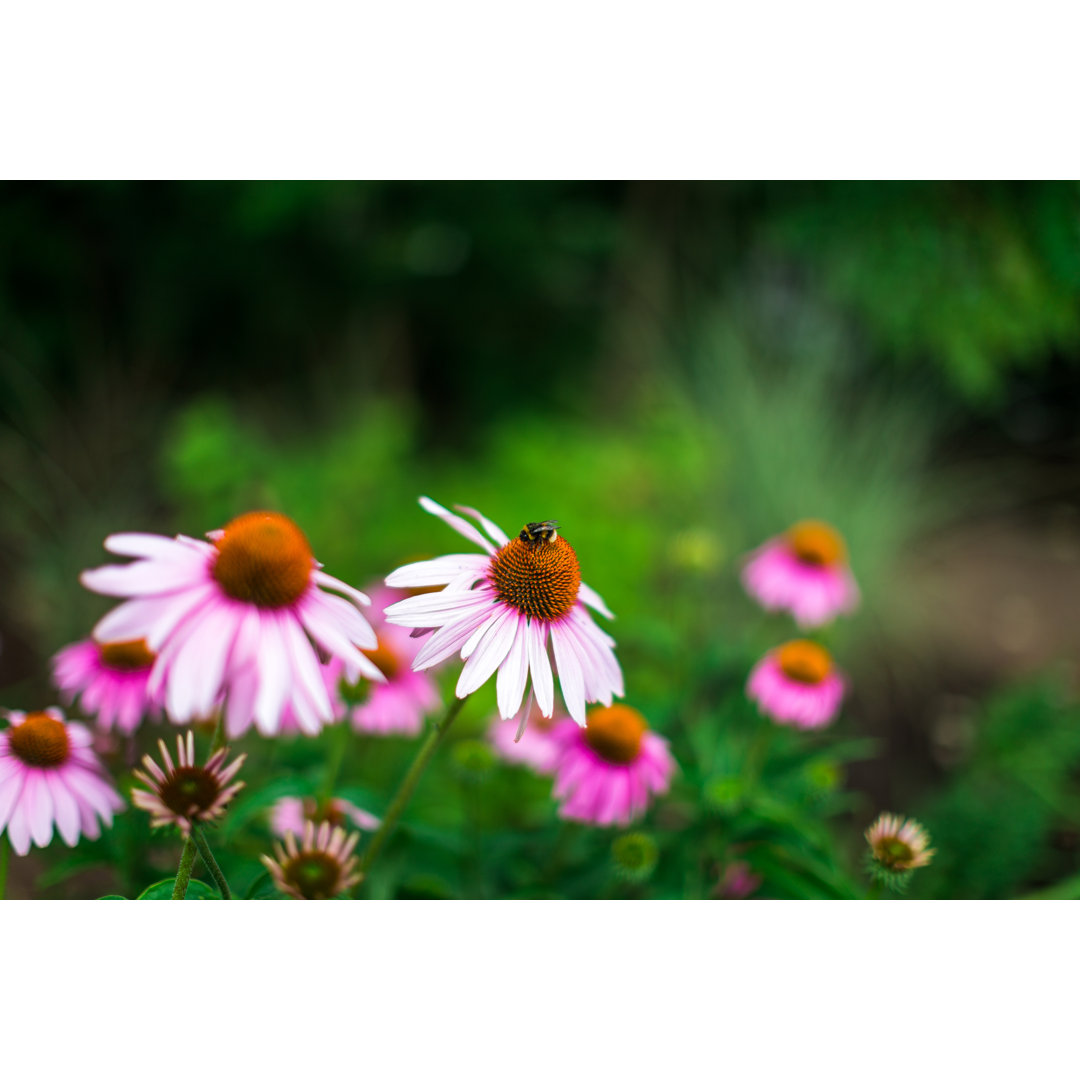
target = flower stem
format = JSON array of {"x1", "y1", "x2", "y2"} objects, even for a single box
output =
[
  {"x1": 210, "y1": 710, "x2": 227, "y2": 754},
  {"x1": 192, "y1": 825, "x2": 232, "y2": 900},
  {"x1": 865, "y1": 879, "x2": 884, "y2": 900},
  {"x1": 0, "y1": 836, "x2": 9, "y2": 900},
  {"x1": 319, "y1": 721, "x2": 351, "y2": 804},
  {"x1": 172, "y1": 834, "x2": 198, "y2": 899},
  {"x1": 357, "y1": 694, "x2": 468, "y2": 883}
]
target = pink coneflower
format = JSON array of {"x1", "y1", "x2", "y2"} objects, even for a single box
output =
[
  {"x1": 384, "y1": 499, "x2": 623, "y2": 730},
  {"x1": 52, "y1": 637, "x2": 163, "y2": 734},
  {"x1": 131, "y1": 732, "x2": 245, "y2": 836},
  {"x1": 0, "y1": 708, "x2": 124, "y2": 855},
  {"x1": 339, "y1": 584, "x2": 441, "y2": 737},
  {"x1": 746, "y1": 639, "x2": 845, "y2": 730},
  {"x1": 865, "y1": 812, "x2": 935, "y2": 872},
  {"x1": 261, "y1": 820, "x2": 362, "y2": 899},
  {"x1": 488, "y1": 698, "x2": 565, "y2": 775},
  {"x1": 270, "y1": 795, "x2": 380, "y2": 838},
  {"x1": 550, "y1": 705, "x2": 675, "y2": 827},
  {"x1": 713, "y1": 861, "x2": 763, "y2": 899},
  {"x1": 741, "y1": 520, "x2": 859, "y2": 628},
  {"x1": 80, "y1": 511, "x2": 384, "y2": 738}
]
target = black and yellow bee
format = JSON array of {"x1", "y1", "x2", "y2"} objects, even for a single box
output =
[{"x1": 519, "y1": 520, "x2": 559, "y2": 545}]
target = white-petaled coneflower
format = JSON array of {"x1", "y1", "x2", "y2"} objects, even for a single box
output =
[
  {"x1": 80, "y1": 512, "x2": 383, "y2": 738},
  {"x1": 261, "y1": 820, "x2": 362, "y2": 900},
  {"x1": 742, "y1": 520, "x2": 859, "y2": 628},
  {"x1": 132, "y1": 732, "x2": 245, "y2": 836},
  {"x1": 383, "y1": 498, "x2": 622, "y2": 734},
  {"x1": 865, "y1": 811, "x2": 935, "y2": 892}
]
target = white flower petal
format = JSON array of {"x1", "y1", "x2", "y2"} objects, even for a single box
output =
[{"x1": 418, "y1": 496, "x2": 496, "y2": 554}]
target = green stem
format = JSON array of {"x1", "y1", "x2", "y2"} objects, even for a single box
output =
[
  {"x1": 172, "y1": 834, "x2": 198, "y2": 899},
  {"x1": 319, "y1": 721, "x2": 351, "y2": 804},
  {"x1": 0, "y1": 836, "x2": 9, "y2": 900},
  {"x1": 357, "y1": 694, "x2": 468, "y2": 883},
  {"x1": 192, "y1": 825, "x2": 232, "y2": 899},
  {"x1": 210, "y1": 710, "x2": 227, "y2": 754},
  {"x1": 742, "y1": 719, "x2": 774, "y2": 798},
  {"x1": 865, "y1": 879, "x2": 884, "y2": 900}
]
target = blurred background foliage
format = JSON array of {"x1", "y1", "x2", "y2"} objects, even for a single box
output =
[{"x1": 2, "y1": 181, "x2": 1080, "y2": 899}]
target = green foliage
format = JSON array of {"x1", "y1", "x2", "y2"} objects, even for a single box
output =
[{"x1": 137, "y1": 878, "x2": 220, "y2": 900}]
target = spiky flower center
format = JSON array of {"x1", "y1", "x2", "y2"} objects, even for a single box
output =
[
  {"x1": 364, "y1": 637, "x2": 401, "y2": 681},
  {"x1": 159, "y1": 766, "x2": 221, "y2": 817},
  {"x1": 212, "y1": 511, "x2": 313, "y2": 608},
  {"x1": 873, "y1": 837, "x2": 915, "y2": 868},
  {"x1": 787, "y1": 520, "x2": 846, "y2": 567},
  {"x1": 584, "y1": 705, "x2": 647, "y2": 765},
  {"x1": 284, "y1": 851, "x2": 343, "y2": 899},
  {"x1": 8, "y1": 712, "x2": 71, "y2": 768},
  {"x1": 489, "y1": 532, "x2": 581, "y2": 621},
  {"x1": 776, "y1": 640, "x2": 832, "y2": 684},
  {"x1": 99, "y1": 638, "x2": 156, "y2": 671}
]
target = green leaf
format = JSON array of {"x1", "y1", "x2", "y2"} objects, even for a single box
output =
[
  {"x1": 97, "y1": 894, "x2": 127, "y2": 900},
  {"x1": 137, "y1": 877, "x2": 220, "y2": 900}
]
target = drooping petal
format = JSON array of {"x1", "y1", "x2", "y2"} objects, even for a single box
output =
[{"x1": 495, "y1": 614, "x2": 529, "y2": 720}]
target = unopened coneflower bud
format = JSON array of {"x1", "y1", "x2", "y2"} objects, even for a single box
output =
[
  {"x1": 261, "y1": 820, "x2": 362, "y2": 900},
  {"x1": 611, "y1": 832, "x2": 659, "y2": 884},
  {"x1": 865, "y1": 812, "x2": 935, "y2": 893},
  {"x1": 131, "y1": 731, "x2": 245, "y2": 836}
]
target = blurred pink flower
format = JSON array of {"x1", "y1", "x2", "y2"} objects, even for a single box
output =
[
  {"x1": 550, "y1": 705, "x2": 675, "y2": 827},
  {"x1": 741, "y1": 520, "x2": 859, "y2": 628},
  {"x1": 52, "y1": 637, "x2": 163, "y2": 734},
  {"x1": 384, "y1": 498, "x2": 622, "y2": 732},
  {"x1": 0, "y1": 707, "x2": 124, "y2": 855},
  {"x1": 132, "y1": 731, "x2": 245, "y2": 836},
  {"x1": 746, "y1": 639, "x2": 845, "y2": 730},
  {"x1": 488, "y1": 697, "x2": 565, "y2": 775},
  {"x1": 714, "y1": 861, "x2": 762, "y2": 899},
  {"x1": 80, "y1": 511, "x2": 383, "y2": 738},
  {"x1": 270, "y1": 795, "x2": 379, "y2": 838}
]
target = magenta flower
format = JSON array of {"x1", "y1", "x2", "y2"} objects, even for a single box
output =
[
  {"x1": 741, "y1": 520, "x2": 859, "y2": 628},
  {"x1": 487, "y1": 698, "x2": 565, "y2": 775},
  {"x1": 746, "y1": 639, "x2": 845, "y2": 730},
  {"x1": 0, "y1": 708, "x2": 124, "y2": 855},
  {"x1": 80, "y1": 511, "x2": 384, "y2": 739},
  {"x1": 270, "y1": 795, "x2": 380, "y2": 838},
  {"x1": 550, "y1": 705, "x2": 675, "y2": 827},
  {"x1": 384, "y1": 499, "x2": 622, "y2": 729},
  {"x1": 52, "y1": 637, "x2": 163, "y2": 734}
]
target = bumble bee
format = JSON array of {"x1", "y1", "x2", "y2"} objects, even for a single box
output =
[{"x1": 519, "y1": 520, "x2": 559, "y2": 545}]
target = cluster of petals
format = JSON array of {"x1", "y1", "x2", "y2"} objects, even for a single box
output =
[
  {"x1": 741, "y1": 523, "x2": 859, "y2": 629},
  {"x1": 52, "y1": 638, "x2": 162, "y2": 734},
  {"x1": 282, "y1": 585, "x2": 439, "y2": 737},
  {"x1": 383, "y1": 498, "x2": 623, "y2": 728},
  {"x1": 131, "y1": 731, "x2": 245, "y2": 836},
  {"x1": 270, "y1": 795, "x2": 380, "y2": 838},
  {"x1": 746, "y1": 641, "x2": 845, "y2": 730},
  {"x1": 550, "y1": 707, "x2": 676, "y2": 828},
  {"x1": 0, "y1": 708, "x2": 123, "y2": 855},
  {"x1": 80, "y1": 516, "x2": 383, "y2": 738}
]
